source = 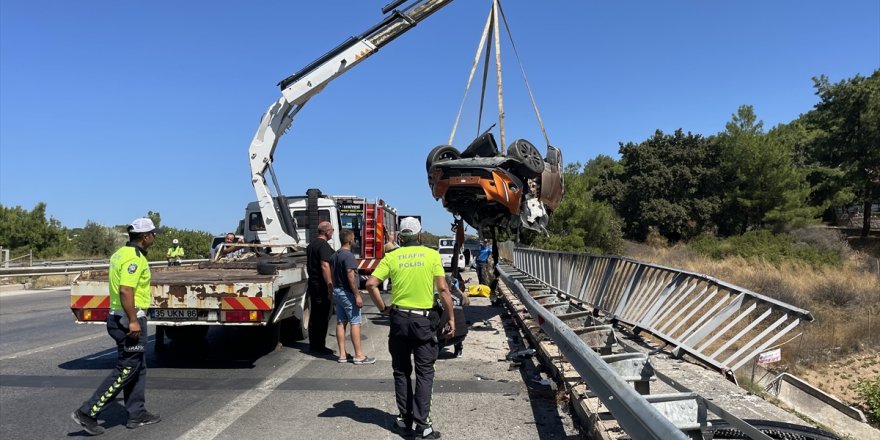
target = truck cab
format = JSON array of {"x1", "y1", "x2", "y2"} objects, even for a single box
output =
[
  {"x1": 242, "y1": 192, "x2": 398, "y2": 276},
  {"x1": 243, "y1": 194, "x2": 341, "y2": 250}
]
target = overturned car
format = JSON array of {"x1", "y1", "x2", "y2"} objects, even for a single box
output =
[{"x1": 426, "y1": 132, "x2": 563, "y2": 234}]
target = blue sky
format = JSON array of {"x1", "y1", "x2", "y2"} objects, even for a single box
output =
[{"x1": 1, "y1": 0, "x2": 878, "y2": 237}]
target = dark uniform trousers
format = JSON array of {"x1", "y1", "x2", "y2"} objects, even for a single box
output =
[
  {"x1": 307, "y1": 282, "x2": 332, "y2": 351},
  {"x1": 80, "y1": 315, "x2": 148, "y2": 419},
  {"x1": 389, "y1": 309, "x2": 440, "y2": 432},
  {"x1": 475, "y1": 260, "x2": 488, "y2": 285}
]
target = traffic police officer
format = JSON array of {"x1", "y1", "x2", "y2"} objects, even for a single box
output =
[
  {"x1": 366, "y1": 217, "x2": 454, "y2": 439},
  {"x1": 72, "y1": 218, "x2": 162, "y2": 435},
  {"x1": 166, "y1": 238, "x2": 185, "y2": 266}
]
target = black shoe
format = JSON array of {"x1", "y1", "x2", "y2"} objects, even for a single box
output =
[
  {"x1": 71, "y1": 409, "x2": 104, "y2": 436},
  {"x1": 126, "y1": 411, "x2": 161, "y2": 429},
  {"x1": 418, "y1": 427, "x2": 441, "y2": 439}
]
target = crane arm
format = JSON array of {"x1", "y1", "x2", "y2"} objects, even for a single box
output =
[{"x1": 248, "y1": 0, "x2": 455, "y2": 251}]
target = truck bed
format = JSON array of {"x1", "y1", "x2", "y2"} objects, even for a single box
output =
[
  {"x1": 76, "y1": 261, "x2": 294, "y2": 285},
  {"x1": 71, "y1": 259, "x2": 308, "y2": 326}
]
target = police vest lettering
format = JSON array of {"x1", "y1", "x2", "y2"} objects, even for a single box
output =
[{"x1": 398, "y1": 252, "x2": 426, "y2": 269}]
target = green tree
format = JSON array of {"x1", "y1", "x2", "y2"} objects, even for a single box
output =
[
  {"x1": 73, "y1": 221, "x2": 121, "y2": 257},
  {"x1": 528, "y1": 160, "x2": 624, "y2": 254},
  {"x1": 146, "y1": 211, "x2": 162, "y2": 228},
  {"x1": 805, "y1": 71, "x2": 880, "y2": 237},
  {"x1": 716, "y1": 106, "x2": 817, "y2": 234},
  {"x1": 774, "y1": 119, "x2": 855, "y2": 222},
  {"x1": 601, "y1": 129, "x2": 722, "y2": 241},
  {"x1": 0, "y1": 202, "x2": 70, "y2": 258},
  {"x1": 154, "y1": 228, "x2": 214, "y2": 261}
]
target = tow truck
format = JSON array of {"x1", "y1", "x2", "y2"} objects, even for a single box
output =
[{"x1": 70, "y1": 0, "x2": 458, "y2": 348}]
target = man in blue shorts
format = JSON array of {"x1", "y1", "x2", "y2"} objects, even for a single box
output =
[{"x1": 330, "y1": 229, "x2": 375, "y2": 365}]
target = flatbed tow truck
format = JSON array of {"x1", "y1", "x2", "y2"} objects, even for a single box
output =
[{"x1": 70, "y1": 0, "x2": 458, "y2": 348}]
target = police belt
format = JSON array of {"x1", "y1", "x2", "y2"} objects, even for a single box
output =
[
  {"x1": 110, "y1": 309, "x2": 147, "y2": 318},
  {"x1": 392, "y1": 306, "x2": 432, "y2": 317}
]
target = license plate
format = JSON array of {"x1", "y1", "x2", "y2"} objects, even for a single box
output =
[{"x1": 150, "y1": 308, "x2": 198, "y2": 320}]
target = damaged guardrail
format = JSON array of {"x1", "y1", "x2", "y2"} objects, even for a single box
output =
[
  {"x1": 509, "y1": 247, "x2": 814, "y2": 381},
  {"x1": 497, "y1": 264, "x2": 690, "y2": 440}
]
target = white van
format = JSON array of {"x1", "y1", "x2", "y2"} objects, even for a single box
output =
[{"x1": 438, "y1": 243, "x2": 465, "y2": 270}]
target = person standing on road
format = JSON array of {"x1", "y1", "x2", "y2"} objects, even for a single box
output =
[
  {"x1": 366, "y1": 217, "x2": 454, "y2": 439},
  {"x1": 71, "y1": 218, "x2": 162, "y2": 436},
  {"x1": 306, "y1": 221, "x2": 335, "y2": 355},
  {"x1": 166, "y1": 238, "x2": 184, "y2": 266},
  {"x1": 475, "y1": 239, "x2": 492, "y2": 285},
  {"x1": 330, "y1": 229, "x2": 375, "y2": 365}
]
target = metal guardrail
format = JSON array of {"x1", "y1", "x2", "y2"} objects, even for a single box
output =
[
  {"x1": 498, "y1": 264, "x2": 688, "y2": 440},
  {"x1": 0, "y1": 259, "x2": 208, "y2": 278},
  {"x1": 507, "y1": 247, "x2": 813, "y2": 380},
  {"x1": 499, "y1": 263, "x2": 786, "y2": 440}
]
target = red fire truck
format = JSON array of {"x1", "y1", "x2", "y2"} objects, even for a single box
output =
[{"x1": 332, "y1": 196, "x2": 399, "y2": 276}]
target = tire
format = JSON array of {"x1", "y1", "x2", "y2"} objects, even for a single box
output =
[
  {"x1": 426, "y1": 145, "x2": 461, "y2": 172},
  {"x1": 306, "y1": 188, "x2": 321, "y2": 243},
  {"x1": 545, "y1": 145, "x2": 562, "y2": 167},
  {"x1": 280, "y1": 316, "x2": 305, "y2": 342},
  {"x1": 257, "y1": 256, "x2": 297, "y2": 275},
  {"x1": 707, "y1": 419, "x2": 840, "y2": 440},
  {"x1": 301, "y1": 294, "x2": 311, "y2": 334},
  {"x1": 506, "y1": 139, "x2": 544, "y2": 179}
]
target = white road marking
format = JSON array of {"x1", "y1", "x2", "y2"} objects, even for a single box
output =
[
  {"x1": 177, "y1": 354, "x2": 310, "y2": 440},
  {"x1": 0, "y1": 332, "x2": 104, "y2": 360}
]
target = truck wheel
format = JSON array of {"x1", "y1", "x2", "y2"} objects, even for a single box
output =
[
  {"x1": 426, "y1": 145, "x2": 461, "y2": 171},
  {"x1": 257, "y1": 256, "x2": 297, "y2": 275},
  {"x1": 300, "y1": 294, "x2": 312, "y2": 336},
  {"x1": 280, "y1": 316, "x2": 305, "y2": 343},
  {"x1": 507, "y1": 139, "x2": 544, "y2": 179}
]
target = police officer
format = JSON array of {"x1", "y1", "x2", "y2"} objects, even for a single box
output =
[
  {"x1": 166, "y1": 238, "x2": 184, "y2": 266},
  {"x1": 366, "y1": 217, "x2": 454, "y2": 439},
  {"x1": 71, "y1": 218, "x2": 162, "y2": 435}
]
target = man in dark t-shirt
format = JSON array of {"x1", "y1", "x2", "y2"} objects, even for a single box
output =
[
  {"x1": 330, "y1": 229, "x2": 375, "y2": 364},
  {"x1": 305, "y1": 221, "x2": 335, "y2": 354}
]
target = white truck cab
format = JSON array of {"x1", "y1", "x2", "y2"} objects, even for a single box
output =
[{"x1": 243, "y1": 194, "x2": 341, "y2": 251}]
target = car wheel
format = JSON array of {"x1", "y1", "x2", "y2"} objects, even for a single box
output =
[
  {"x1": 507, "y1": 139, "x2": 544, "y2": 179},
  {"x1": 426, "y1": 145, "x2": 461, "y2": 172}
]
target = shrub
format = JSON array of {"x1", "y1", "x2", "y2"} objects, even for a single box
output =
[
  {"x1": 810, "y1": 279, "x2": 858, "y2": 308},
  {"x1": 687, "y1": 230, "x2": 841, "y2": 267},
  {"x1": 856, "y1": 375, "x2": 880, "y2": 426},
  {"x1": 645, "y1": 227, "x2": 669, "y2": 249},
  {"x1": 790, "y1": 227, "x2": 851, "y2": 260}
]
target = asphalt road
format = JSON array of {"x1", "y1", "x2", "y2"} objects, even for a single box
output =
[{"x1": 0, "y1": 286, "x2": 579, "y2": 440}]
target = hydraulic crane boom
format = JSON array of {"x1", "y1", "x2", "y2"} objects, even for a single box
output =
[{"x1": 248, "y1": 0, "x2": 455, "y2": 252}]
